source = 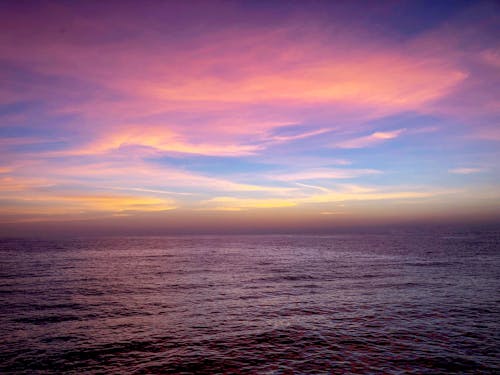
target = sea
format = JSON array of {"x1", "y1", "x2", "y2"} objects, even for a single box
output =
[{"x1": 0, "y1": 232, "x2": 499, "y2": 374}]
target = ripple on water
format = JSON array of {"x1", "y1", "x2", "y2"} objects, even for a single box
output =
[{"x1": 0, "y1": 233, "x2": 499, "y2": 374}]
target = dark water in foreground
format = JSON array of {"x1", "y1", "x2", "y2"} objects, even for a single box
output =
[{"x1": 0, "y1": 233, "x2": 499, "y2": 374}]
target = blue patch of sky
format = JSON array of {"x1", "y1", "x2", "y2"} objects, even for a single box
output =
[
  {"x1": 355, "y1": 148, "x2": 492, "y2": 188},
  {"x1": 303, "y1": 114, "x2": 496, "y2": 188}
]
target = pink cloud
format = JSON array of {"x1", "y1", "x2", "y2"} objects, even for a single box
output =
[
  {"x1": 66, "y1": 129, "x2": 262, "y2": 157},
  {"x1": 335, "y1": 129, "x2": 406, "y2": 149},
  {"x1": 0, "y1": 4, "x2": 470, "y2": 153}
]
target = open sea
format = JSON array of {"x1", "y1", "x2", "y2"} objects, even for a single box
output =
[{"x1": 0, "y1": 232, "x2": 499, "y2": 374}]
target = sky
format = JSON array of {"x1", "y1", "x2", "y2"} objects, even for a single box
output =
[{"x1": 0, "y1": 0, "x2": 499, "y2": 235}]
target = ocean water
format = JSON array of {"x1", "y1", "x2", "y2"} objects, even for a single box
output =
[{"x1": 0, "y1": 232, "x2": 498, "y2": 374}]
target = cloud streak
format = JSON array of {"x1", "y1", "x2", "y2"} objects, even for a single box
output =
[
  {"x1": 449, "y1": 168, "x2": 485, "y2": 175},
  {"x1": 335, "y1": 129, "x2": 406, "y2": 149}
]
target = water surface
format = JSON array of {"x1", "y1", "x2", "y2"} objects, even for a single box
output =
[{"x1": 0, "y1": 233, "x2": 498, "y2": 373}]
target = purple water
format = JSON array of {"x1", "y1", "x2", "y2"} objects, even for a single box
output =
[{"x1": 1, "y1": 233, "x2": 499, "y2": 374}]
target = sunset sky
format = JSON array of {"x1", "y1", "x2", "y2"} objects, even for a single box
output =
[{"x1": 1, "y1": 0, "x2": 499, "y2": 235}]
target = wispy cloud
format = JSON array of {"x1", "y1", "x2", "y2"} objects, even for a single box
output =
[
  {"x1": 448, "y1": 167, "x2": 485, "y2": 175},
  {"x1": 202, "y1": 196, "x2": 297, "y2": 211},
  {"x1": 58, "y1": 127, "x2": 263, "y2": 157},
  {"x1": 272, "y1": 168, "x2": 381, "y2": 181},
  {"x1": 264, "y1": 128, "x2": 332, "y2": 143},
  {"x1": 200, "y1": 184, "x2": 455, "y2": 211},
  {"x1": 335, "y1": 129, "x2": 405, "y2": 149},
  {"x1": 107, "y1": 187, "x2": 195, "y2": 196}
]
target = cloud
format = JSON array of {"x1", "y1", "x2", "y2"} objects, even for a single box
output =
[
  {"x1": 448, "y1": 167, "x2": 485, "y2": 175},
  {"x1": 55, "y1": 125, "x2": 263, "y2": 157},
  {"x1": 272, "y1": 168, "x2": 381, "y2": 181},
  {"x1": 320, "y1": 211, "x2": 343, "y2": 215},
  {"x1": 300, "y1": 188, "x2": 449, "y2": 204},
  {"x1": 264, "y1": 128, "x2": 332, "y2": 143},
  {"x1": 0, "y1": 194, "x2": 176, "y2": 218},
  {"x1": 0, "y1": 176, "x2": 54, "y2": 192},
  {"x1": 334, "y1": 129, "x2": 405, "y2": 148},
  {"x1": 202, "y1": 196, "x2": 296, "y2": 211},
  {"x1": 200, "y1": 184, "x2": 454, "y2": 211},
  {"x1": 469, "y1": 127, "x2": 500, "y2": 141},
  {"x1": 2, "y1": 157, "x2": 296, "y2": 198},
  {"x1": 480, "y1": 48, "x2": 500, "y2": 68},
  {"x1": 108, "y1": 187, "x2": 195, "y2": 196}
]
